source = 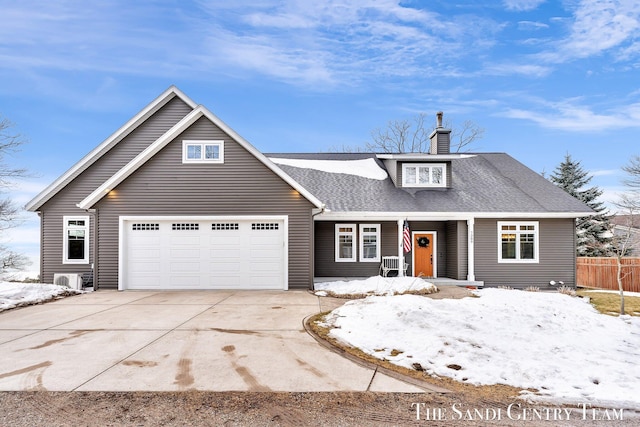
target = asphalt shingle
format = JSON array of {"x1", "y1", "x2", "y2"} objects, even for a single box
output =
[{"x1": 267, "y1": 153, "x2": 593, "y2": 214}]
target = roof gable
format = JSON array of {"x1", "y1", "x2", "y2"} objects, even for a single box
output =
[
  {"x1": 77, "y1": 105, "x2": 324, "y2": 210},
  {"x1": 25, "y1": 86, "x2": 197, "y2": 212}
]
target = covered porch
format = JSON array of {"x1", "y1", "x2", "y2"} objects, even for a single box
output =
[{"x1": 313, "y1": 216, "x2": 479, "y2": 283}]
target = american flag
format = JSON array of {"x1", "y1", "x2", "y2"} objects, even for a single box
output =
[{"x1": 403, "y1": 220, "x2": 411, "y2": 253}]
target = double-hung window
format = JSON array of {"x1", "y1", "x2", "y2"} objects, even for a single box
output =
[
  {"x1": 63, "y1": 216, "x2": 89, "y2": 264},
  {"x1": 359, "y1": 224, "x2": 380, "y2": 262},
  {"x1": 182, "y1": 140, "x2": 224, "y2": 163},
  {"x1": 335, "y1": 224, "x2": 356, "y2": 262},
  {"x1": 402, "y1": 163, "x2": 446, "y2": 187},
  {"x1": 335, "y1": 223, "x2": 381, "y2": 262},
  {"x1": 498, "y1": 221, "x2": 539, "y2": 263}
]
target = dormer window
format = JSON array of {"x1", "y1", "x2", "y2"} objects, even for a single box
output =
[{"x1": 402, "y1": 163, "x2": 446, "y2": 187}]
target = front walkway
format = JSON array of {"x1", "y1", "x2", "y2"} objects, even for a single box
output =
[{"x1": 0, "y1": 290, "x2": 437, "y2": 392}]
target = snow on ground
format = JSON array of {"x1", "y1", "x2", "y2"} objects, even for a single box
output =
[
  {"x1": 320, "y1": 284, "x2": 640, "y2": 409},
  {"x1": 314, "y1": 276, "x2": 437, "y2": 296},
  {"x1": 269, "y1": 157, "x2": 388, "y2": 180},
  {"x1": 0, "y1": 281, "x2": 81, "y2": 312}
]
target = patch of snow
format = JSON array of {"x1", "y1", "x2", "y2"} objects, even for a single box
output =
[
  {"x1": 1, "y1": 270, "x2": 40, "y2": 282},
  {"x1": 0, "y1": 281, "x2": 81, "y2": 312},
  {"x1": 270, "y1": 157, "x2": 388, "y2": 180},
  {"x1": 322, "y1": 288, "x2": 640, "y2": 409},
  {"x1": 314, "y1": 276, "x2": 437, "y2": 296}
]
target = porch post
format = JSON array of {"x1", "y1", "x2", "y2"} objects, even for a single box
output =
[
  {"x1": 467, "y1": 217, "x2": 475, "y2": 281},
  {"x1": 397, "y1": 219, "x2": 405, "y2": 277}
]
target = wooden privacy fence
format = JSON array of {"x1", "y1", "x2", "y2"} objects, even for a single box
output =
[{"x1": 576, "y1": 257, "x2": 640, "y2": 293}]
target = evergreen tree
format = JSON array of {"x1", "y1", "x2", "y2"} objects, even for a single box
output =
[{"x1": 549, "y1": 154, "x2": 612, "y2": 256}]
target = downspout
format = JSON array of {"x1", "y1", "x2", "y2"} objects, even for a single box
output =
[
  {"x1": 83, "y1": 208, "x2": 97, "y2": 290},
  {"x1": 310, "y1": 204, "x2": 326, "y2": 290}
]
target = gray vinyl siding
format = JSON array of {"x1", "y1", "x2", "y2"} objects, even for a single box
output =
[
  {"x1": 39, "y1": 97, "x2": 194, "y2": 284},
  {"x1": 381, "y1": 159, "x2": 398, "y2": 187},
  {"x1": 314, "y1": 221, "x2": 397, "y2": 277},
  {"x1": 474, "y1": 218, "x2": 576, "y2": 287},
  {"x1": 430, "y1": 130, "x2": 451, "y2": 155},
  {"x1": 446, "y1": 220, "x2": 468, "y2": 280},
  {"x1": 94, "y1": 116, "x2": 315, "y2": 289}
]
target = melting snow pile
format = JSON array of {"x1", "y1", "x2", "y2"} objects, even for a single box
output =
[
  {"x1": 270, "y1": 157, "x2": 388, "y2": 180},
  {"x1": 322, "y1": 288, "x2": 640, "y2": 409},
  {"x1": 0, "y1": 282, "x2": 81, "y2": 312},
  {"x1": 314, "y1": 276, "x2": 437, "y2": 297}
]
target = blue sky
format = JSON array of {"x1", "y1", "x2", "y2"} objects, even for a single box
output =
[{"x1": 1, "y1": 0, "x2": 640, "y2": 275}]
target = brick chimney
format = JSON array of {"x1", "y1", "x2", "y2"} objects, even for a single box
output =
[{"x1": 429, "y1": 111, "x2": 451, "y2": 155}]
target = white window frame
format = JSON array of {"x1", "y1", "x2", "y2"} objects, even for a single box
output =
[
  {"x1": 335, "y1": 224, "x2": 356, "y2": 262},
  {"x1": 497, "y1": 221, "x2": 539, "y2": 263},
  {"x1": 63, "y1": 215, "x2": 89, "y2": 264},
  {"x1": 182, "y1": 140, "x2": 224, "y2": 164},
  {"x1": 359, "y1": 224, "x2": 381, "y2": 262},
  {"x1": 402, "y1": 163, "x2": 447, "y2": 187}
]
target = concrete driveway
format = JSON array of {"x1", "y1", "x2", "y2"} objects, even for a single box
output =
[{"x1": 0, "y1": 290, "x2": 428, "y2": 392}]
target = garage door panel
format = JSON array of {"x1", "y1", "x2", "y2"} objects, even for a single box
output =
[
  {"x1": 124, "y1": 218, "x2": 285, "y2": 290},
  {"x1": 170, "y1": 235, "x2": 200, "y2": 245},
  {"x1": 170, "y1": 262, "x2": 200, "y2": 272},
  {"x1": 170, "y1": 248, "x2": 200, "y2": 259},
  {"x1": 129, "y1": 261, "x2": 161, "y2": 273},
  {"x1": 209, "y1": 235, "x2": 240, "y2": 245},
  {"x1": 170, "y1": 275, "x2": 201, "y2": 287}
]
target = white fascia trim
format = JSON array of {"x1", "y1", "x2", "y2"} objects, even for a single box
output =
[
  {"x1": 118, "y1": 215, "x2": 289, "y2": 291},
  {"x1": 26, "y1": 86, "x2": 197, "y2": 212},
  {"x1": 79, "y1": 105, "x2": 324, "y2": 210},
  {"x1": 314, "y1": 211, "x2": 593, "y2": 221},
  {"x1": 78, "y1": 107, "x2": 205, "y2": 209}
]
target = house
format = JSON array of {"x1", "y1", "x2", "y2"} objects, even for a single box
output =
[
  {"x1": 25, "y1": 87, "x2": 594, "y2": 290},
  {"x1": 611, "y1": 215, "x2": 640, "y2": 256}
]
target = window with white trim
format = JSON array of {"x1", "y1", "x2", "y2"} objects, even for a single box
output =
[
  {"x1": 498, "y1": 221, "x2": 539, "y2": 263},
  {"x1": 402, "y1": 163, "x2": 446, "y2": 187},
  {"x1": 335, "y1": 224, "x2": 356, "y2": 262},
  {"x1": 63, "y1": 216, "x2": 89, "y2": 264},
  {"x1": 359, "y1": 224, "x2": 380, "y2": 262},
  {"x1": 182, "y1": 140, "x2": 224, "y2": 163}
]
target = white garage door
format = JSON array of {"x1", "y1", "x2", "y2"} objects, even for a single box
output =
[{"x1": 121, "y1": 217, "x2": 286, "y2": 290}]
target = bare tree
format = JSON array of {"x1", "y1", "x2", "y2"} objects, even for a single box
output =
[
  {"x1": 448, "y1": 118, "x2": 485, "y2": 153},
  {"x1": 366, "y1": 113, "x2": 484, "y2": 153},
  {"x1": 0, "y1": 117, "x2": 30, "y2": 273},
  {"x1": 610, "y1": 155, "x2": 640, "y2": 315}
]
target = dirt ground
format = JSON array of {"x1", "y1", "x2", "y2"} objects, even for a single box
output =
[{"x1": 1, "y1": 391, "x2": 638, "y2": 427}]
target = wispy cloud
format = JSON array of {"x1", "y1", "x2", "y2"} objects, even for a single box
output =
[
  {"x1": 0, "y1": 1, "x2": 506, "y2": 89},
  {"x1": 504, "y1": 0, "x2": 547, "y2": 12},
  {"x1": 482, "y1": 62, "x2": 552, "y2": 77},
  {"x1": 502, "y1": 98, "x2": 640, "y2": 131},
  {"x1": 518, "y1": 20, "x2": 550, "y2": 30},
  {"x1": 590, "y1": 169, "x2": 620, "y2": 177},
  {"x1": 540, "y1": 0, "x2": 640, "y2": 63}
]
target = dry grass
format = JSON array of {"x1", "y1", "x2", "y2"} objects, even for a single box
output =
[
  {"x1": 577, "y1": 289, "x2": 640, "y2": 316},
  {"x1": 317, "y1": 287, "x2": 438, "y2": 300},
  {"x1": 307, "y1": 312, "x2": 529, "y2": 403}
]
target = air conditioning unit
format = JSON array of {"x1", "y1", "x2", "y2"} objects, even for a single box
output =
[{"x1": 53, "y1": 273, "x2": 83, "y2": 290}]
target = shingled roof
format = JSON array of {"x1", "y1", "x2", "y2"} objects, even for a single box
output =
[{"x1": 267, "y1": 153, "x2": 594, "y2": 215}]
